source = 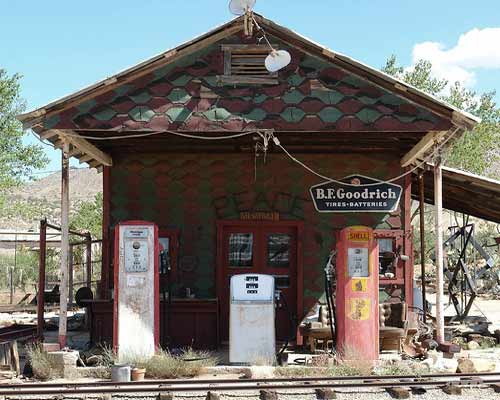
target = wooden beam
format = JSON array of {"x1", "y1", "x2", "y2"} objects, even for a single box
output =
[
  {"x1": 54, "y1": 130, "x2": 112, "y2": 166},
  {"x1": 67, "y1": 147, "x2": 82, "y2": 157},
  {"x1": 434, "y1": 156, "x2": 445, "y2": 343},
  {"x1": 88, "y1": 160, "x2": 102, "y2": 168},
  {"x1": 59, "y1": 141, "x2": 70, "y2": 348},
  {"x1": 40, "y1": 130, "x2": 58, "y2": 140},
  {"x1": 78, "y1": 154, "x2": 93, "y2": 164},
  {"x1": 401, "y1": 131, "x2": 446, "y2": 167}
]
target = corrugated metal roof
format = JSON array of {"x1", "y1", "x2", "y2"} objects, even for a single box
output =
[{"x1": 412, "y1": 165, "x2": 500, "y2": 223}]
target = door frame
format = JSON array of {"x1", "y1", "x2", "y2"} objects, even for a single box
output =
[{"x1": 216, "y1": 220, "x2": 304, "y2": 343}]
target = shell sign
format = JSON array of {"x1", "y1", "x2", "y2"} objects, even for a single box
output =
[{"x1": 309, "y1": 175, "x2": 403, "y2": 213}]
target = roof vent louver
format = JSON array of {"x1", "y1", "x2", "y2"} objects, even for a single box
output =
[{"x1": 218, "y1": 45, "x2": 279, "y2": 85}]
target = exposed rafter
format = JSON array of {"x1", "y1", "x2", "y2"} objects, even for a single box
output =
[
  {"x1": 52, "y1": 129, "x2": 113, "y2": 167},
  {"x1": 400, "y1": 131, "x2": 446, "y2": 167}
]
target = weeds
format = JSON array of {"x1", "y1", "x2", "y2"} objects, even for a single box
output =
[
  {"x1": 26, "y1": 344, "x2": 59, "y2": 380},
  {"x1": 146, "y1": 348, "x2": 217, "y2": 378},
  {"x1": 374, "y1": 361, "x2": 427, "y2": 377}
]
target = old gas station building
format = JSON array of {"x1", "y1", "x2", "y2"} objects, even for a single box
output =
[{"x1": 20, "y1": 14, "x2": 498, "y2": 354}]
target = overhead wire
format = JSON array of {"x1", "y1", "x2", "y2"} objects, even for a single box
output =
[{"x1": 51, "y1": 126, "x2": 460, "y2": 187}]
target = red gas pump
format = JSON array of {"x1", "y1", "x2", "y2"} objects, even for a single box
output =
[{"x1": 335, "y1": 226, "x2": 379, "y2": 361}]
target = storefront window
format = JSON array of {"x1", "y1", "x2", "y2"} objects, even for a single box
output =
[
  {"x1": 378, "y1": 238, "x2": 395, "y2": 276},
  {"x1": 228, "y1": 233, "x2": 253, "y2": 267},
  {"x1": 267, "y1": 234, "x2": 291, "y2": 267}
]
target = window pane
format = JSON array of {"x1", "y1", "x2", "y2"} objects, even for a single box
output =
[
  {"x1": 267, "y1": 234, "x2": 291, "y2": 267},
  {"x1": 378, "y1": 238, "x2": 393, "y2": 253},
  {"x1": 378, "y1": 238, "x2": 395, "y2": 277},
  {"x1": 228, "y1": 233, "x2": 253, "y2": 267}
]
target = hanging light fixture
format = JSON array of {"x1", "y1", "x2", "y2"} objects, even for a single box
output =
[
  {"x1": 228, "y1": 0, "x2": 292, "y2": 72},
  {"x1": 265, "y1": 49, "x2": 291, "y2": 72}
]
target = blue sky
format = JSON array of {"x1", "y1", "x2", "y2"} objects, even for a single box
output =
[{"x1": 2, "y1": 0, "x2": 500, "y2": 173}]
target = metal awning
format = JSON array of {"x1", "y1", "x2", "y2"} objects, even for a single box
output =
[{"x1": 412, "y1": 165, "x2": 500, "y2": 223}]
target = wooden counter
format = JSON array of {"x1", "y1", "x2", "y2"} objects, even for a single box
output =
[{"x1": 89, "y1": 298, "x2": 219, "y2": 349}]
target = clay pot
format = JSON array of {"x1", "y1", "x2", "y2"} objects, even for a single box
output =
[{"x1": 131, "y1": 367, "x2": 146, "y2": 381}]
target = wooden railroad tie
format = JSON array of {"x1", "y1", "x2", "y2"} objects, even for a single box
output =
[
  {"x1": 158, "y1": 393, "x2": 174, "y2": 400},
  {"x1": 386, "y1": 387, "x2": 410, "y2": 399},
  {"x1": 442, "y1": 383, "x2": 462, "y2": 395},
  {"x1": 315, "y1": 387, "x2": 336, "y2": 399},
  {"x1": 490, "y1": 384, "x2": 500, "y2": 393},
  {"x1": 260, "y1": 389, "x2": 278, "y2": 400},
  {"x1": 206, "y1": 391, "x2": 221, "y2": 400}
]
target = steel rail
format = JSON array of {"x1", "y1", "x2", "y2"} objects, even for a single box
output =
[
  {"x1": 1, "y1": 374, "x2": 499, "y2": 396},
  {"x1": 4, "y1": 371, "x2": 500, "y2": 389}
]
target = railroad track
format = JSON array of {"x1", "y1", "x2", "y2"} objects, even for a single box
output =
[{"x1": 1, "y1": 372, "x2": 500, "y2": 396}]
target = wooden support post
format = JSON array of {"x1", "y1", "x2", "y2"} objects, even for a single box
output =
[
  {"x1": 37, "y1": 219, "x2": 47, "y2": 340},
  {"x1": 59, "y1": 141, "x2": 70, "y2": 348},
  {"x1": 9, "y1": 266, "x2": 14, "y2": 305},
  {"x1": 419, "y1": 172, "x2": 427, "y2": 322},
  {"x1": 434, "y1": 157, "x2": 445, "y2": 343},
  {"x1": 85, "y1": 233, "x2": 92, "y2": 288},
  {"x1": 68, "y1": 245, "x2": 74, "y2": 307},
  {"x1": 85, "y1": 232, "x2": 92, "y2": 330}
]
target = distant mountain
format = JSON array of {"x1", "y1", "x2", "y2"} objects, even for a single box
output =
[{"x1": 0, "y1": 168, "x2": 102, "y2": 230}]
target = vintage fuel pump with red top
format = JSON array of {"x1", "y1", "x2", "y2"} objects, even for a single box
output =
[{"x1": 335, "y1": 226, "x2": 379, "y2": 361}]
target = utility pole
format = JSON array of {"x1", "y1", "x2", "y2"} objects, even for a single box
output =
[
  {"x1": 434, "y1": 155, "x2": 445, "y2": 343},
  {"x1": 59, "y1": 140, "x2": 70, "y2": 348}
]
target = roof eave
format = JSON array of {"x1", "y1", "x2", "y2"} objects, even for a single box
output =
[{"x1": 18, "y1": 12, "x2": 480, "y2": 131}]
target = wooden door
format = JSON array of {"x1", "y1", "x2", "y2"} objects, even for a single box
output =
[{"x1": 217, "y1": 222, "x2": 298, "y2": 342}]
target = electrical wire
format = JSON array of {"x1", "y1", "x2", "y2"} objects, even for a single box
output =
[
  {"x1": 273, "y1": 127, "x2": 460, "y2": 187},
  {"x1": 60, "y1": 129, "x2": 262, "y2": 141},
  {"x1": 31, "y1": 130, "x2": 56, "y2": 149},
  {"x1": 52, "y1": 126, "x2": 460, "y2": 188}
]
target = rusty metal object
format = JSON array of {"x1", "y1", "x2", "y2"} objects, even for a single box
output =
[{"x1": 0, "y1": 324, "x2": 37, "y2": 342}]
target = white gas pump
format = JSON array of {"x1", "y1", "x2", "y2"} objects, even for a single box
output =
[
  {"x1": 229, "y1": 274, "x2": 275, "y2": 364},
  {"x1": 113, "y1": 221, "x2": 159, "y2": 361}
]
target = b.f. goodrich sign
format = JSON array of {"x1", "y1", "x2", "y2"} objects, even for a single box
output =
[{"x1": 310, "y1": 175, "x2": 402, "y2": 213}]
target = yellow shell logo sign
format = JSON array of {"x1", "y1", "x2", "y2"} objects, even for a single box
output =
[
  {"x1": 348, "y1": 230, "x2": 370, "y2": 242},
  {"x1": 351, "y1": 279, "x2": 367, "y2": 292},
  {"x1": 347, "y1": 298, "x2": 370, "y2": 320}
]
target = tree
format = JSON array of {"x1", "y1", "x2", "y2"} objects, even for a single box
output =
[
  {"x1": 382, "y1": 56, "x2": 500, "y2": 178},
  {"x1": 70, "y1": 192, "x2": 103, "y2": 239},
  {"x1": 0, "y1": 69, "x2": 48, "y2": 192}
]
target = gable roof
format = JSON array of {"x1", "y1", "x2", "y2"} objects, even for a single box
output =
[{"x1": 18, "y1": 13, "x2": 479, "y2": 131}]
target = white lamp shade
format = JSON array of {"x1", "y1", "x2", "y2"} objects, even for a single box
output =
[{"x1": 265, "y1": 50, "x2": 292, "y2": 72}]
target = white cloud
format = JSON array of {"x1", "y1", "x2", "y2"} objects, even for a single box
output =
[{"x1": 410, "y1": 27, "x2": 500, "y2": 87}]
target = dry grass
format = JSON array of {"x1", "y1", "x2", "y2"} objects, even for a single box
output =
[
  {"x1": 118, "y1": 348, "x2": 217, "y2": 379},
  {"x1": 374, "y1": 361, "x2": 428, "y2": 376},
  {"x1": 26, "y1": 344, "x2": 59, "y2": 380},
  {"x1": 275, "y1": 366, "x2": 327, "y2": 377}
]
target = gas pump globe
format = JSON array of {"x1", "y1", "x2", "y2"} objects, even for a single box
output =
[{"x1": 335, "y1": 226, "x2": 379, "y2": 361}]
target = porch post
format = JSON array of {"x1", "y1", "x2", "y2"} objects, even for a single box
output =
[
  {"x1": 59, "y1": 140, "x2": 70, "y2": 348},
  {"x1": 434, "y1": 156, "x2": 445, "y2": 342},
  {"x1": 418, "y1": 172, "x2": 427, "y2": 322},
  {"x1": 37, "y1": 219, "x2": 47, "y2": 340}
]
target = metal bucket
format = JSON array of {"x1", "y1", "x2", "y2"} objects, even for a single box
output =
[{"x1": 111, "y1": 364, "x2": 131, "y2": 382}]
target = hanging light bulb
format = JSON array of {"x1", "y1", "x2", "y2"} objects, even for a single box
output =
[
  {"x1": 228, "y1": 0, "x2": 256, "y2": 16},
  {"x1": 265, "y1": 49, "x2": 291, "y2": 72}
]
